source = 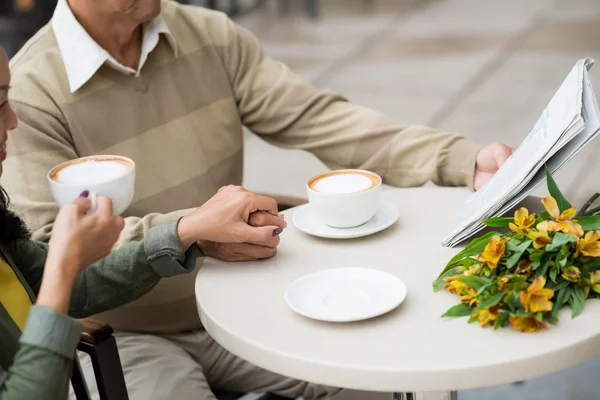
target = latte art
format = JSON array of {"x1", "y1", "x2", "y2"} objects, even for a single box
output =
[
  {"x1": 51, "y1": 157, "x2": 133, "y2": 185},
  {"x1": 306, "y1": 169, "x2": 383, "y2": 228},
  {"x1": 309, "y1": 171, "x2": 380, "y2": 195}
]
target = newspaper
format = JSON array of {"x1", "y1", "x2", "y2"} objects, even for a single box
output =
[{"x1": 442, "y1": 58, "x2": 600, "y2": 247}]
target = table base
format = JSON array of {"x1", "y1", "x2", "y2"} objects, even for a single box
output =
[{"x1": 393, "y1": 392, "x2": 457, "y2": 400}]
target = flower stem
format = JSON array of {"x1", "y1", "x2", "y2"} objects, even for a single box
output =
[{"x1": 579, "y1": 193, "x2": 600, "y2": 216}]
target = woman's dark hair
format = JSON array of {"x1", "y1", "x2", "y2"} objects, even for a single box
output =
[{"x1": 0, "y1": 185, "x2": 29, "y2": 243}]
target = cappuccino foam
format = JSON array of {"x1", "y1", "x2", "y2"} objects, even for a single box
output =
[
  {"x1": 56, "y1": 160, "x2": 128, "y2": 185},
  {"x1": 312, "y1": 173, "x2": 375, "y2": 194}
]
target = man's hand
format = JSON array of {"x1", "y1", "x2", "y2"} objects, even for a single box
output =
[
  {"x1": 198, "y1": 211, "x2": 287, "y2": 262},
  {"x1": 473, "y1": 143, "x2": 515, "y2": 190}
]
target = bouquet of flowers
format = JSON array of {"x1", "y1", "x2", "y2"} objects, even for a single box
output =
[{"x1": 433, "y1": 168, "x2": 600, "y2": 333}]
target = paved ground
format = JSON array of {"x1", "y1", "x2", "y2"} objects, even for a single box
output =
[{"x1": 235, "y1": 1, "x2": 600, "y2": 399}]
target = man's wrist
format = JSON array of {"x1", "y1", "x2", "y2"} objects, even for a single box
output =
[{"x1": 177, "y1": 215, "x2": 201, "y2": 250}]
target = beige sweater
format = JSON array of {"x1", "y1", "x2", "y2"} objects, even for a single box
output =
[{"x1": 4, "y1": 2, "x2": 482, "y2": 333}]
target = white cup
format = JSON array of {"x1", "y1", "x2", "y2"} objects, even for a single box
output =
[
  {"x1": 47, "y1": 155, "x2": 136, "y2": 215},
  {"x1": 306, "y1": 169, "x2": 383, "y2": 228}
]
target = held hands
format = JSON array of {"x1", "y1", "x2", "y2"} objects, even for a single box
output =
[
  {"x1": 474, "y1": 143, "x2": 515, "y2": 191},
  {"x1": 198, "y1": 210, "x2": 286, "y2": 261},
  {"x1": 177, "y1": 186, "x2": 286, "y2": 256}
]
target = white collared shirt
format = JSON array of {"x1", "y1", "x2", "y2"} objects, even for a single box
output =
[{"x1": 52, "y1": 0, "x2": 178, "y2": 93}]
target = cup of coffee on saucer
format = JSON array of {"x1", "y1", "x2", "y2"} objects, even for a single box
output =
[
  {"x1": 294, "y1": 169, "x2": 398, "y2": 239},
  {"x1": 307, "y1": 169, "x2": 383, "y2": 228},
  {"x1": 48, "y1": 155, "x2": 135, "y2": 215}
]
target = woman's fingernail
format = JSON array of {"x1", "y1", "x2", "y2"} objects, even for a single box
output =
[
  {"x1": 79, "y1": 190, "x2": 89, "y2": 198},
  {"x1": 273, "y1": 228, "x2": 283, "y2": 236}
]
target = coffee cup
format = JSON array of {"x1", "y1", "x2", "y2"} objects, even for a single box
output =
[
  {"x1": 48, "y1": 155, "x2": 135, "y2": 215},
  {"x1": 306, "y1": 169, "x2": 382, "y2": 228}
]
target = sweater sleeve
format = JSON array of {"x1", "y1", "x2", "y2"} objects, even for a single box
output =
[
  {"x1": 9, "y1": 220, "x2": 199, "y2": 318},
  {"x1": 221, "y1": 17, "x2": 482, "y2": 188}
]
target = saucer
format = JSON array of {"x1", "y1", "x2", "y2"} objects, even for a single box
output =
[
  {"x1": 285, "y1": 267, "x2": 407, "y2": 322},
  {"x1": 292, "y1": 200, "x2": 399, "y2": 239}
]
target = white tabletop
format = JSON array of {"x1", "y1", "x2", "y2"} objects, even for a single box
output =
[{"x1": 195, "y1": 187, "x2": 600, "y2": 392}]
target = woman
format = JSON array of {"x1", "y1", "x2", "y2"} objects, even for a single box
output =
[{"x1": 0, "y1": 45, "x2": 285, "y2": 399}]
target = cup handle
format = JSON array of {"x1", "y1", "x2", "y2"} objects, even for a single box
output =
[{"x1": 87, "y1": 191, "x2": 98, "y2": 215}]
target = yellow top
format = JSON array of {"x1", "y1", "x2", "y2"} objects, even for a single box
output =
[{"x1": 0, "y1": 255, "x2": 32, "y2": 330}]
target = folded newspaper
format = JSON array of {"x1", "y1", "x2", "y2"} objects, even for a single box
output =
[{"x1": 442, "y1": 58, "x2": 600, "y2": 247}]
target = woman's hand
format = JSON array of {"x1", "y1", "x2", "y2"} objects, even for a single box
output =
[
  {"x1": 177, "y1": 186, "x2": 283, "y2": 250},
  {"x1": 37, "y1": 194, "x2": 124, "y2": 313}
]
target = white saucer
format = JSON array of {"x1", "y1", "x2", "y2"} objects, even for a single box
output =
[
  {"x1": 292, "y1": 200, "x2": 399, "y2": 239},
  {"x1": 285, "y1": 267, "x2": 407, "y2": 322}
]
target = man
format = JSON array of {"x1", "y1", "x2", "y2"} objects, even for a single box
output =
[{"x1": 4, "y1": 0, "x2": 513, "y2": 399}]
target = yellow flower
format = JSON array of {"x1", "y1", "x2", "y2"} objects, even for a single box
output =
[
  {"x1": 527, "y1": 229, "x2": 552, "y2": 250},
  {"x1": 498, "y1": 276, "x2": 510, "y2": 290},
  {"x1": 509, "y1": 315, "x2": 549, "y2": 333},
  {"x1": 537, "y1": 196, "x2": 583, "y2": 237},
  {"x1": 576, "y1": 231, "x2": 600, "y2": 257},
  {"x1": 444, "y1": 278, "x2": 478, "y2": 305},
  {"x1": 464, "y1": 264, "x2": 482, "y2": 276},
  {"x1": 459, "y1": 289, "x2": 478, "y2": 305},
  {"x1": 519, "y1": 276, "x2": 554, "y2": 313},
  {"x1": 561, "y1": 266, "x2": 581, "y2": 283},
  {"x1": 515, "y1": 260, "x2": 532, "y2": 275},
  {"x1": 583, "y1": 277, "x2": 591, "y2": 299},
  {"x1": 590, "y1": 270, "x2": 600, "y2": 295},
  {"x1": 476, "y1": 236, "x2": 506, "y2": 269},
  {"x1": 509, "y1": 208, "x2": 536, "y2": 235},
  {"x1": 473, "y1": 306, "x2": 499, "y2": 327}
]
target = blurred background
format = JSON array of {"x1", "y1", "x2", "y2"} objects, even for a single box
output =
[{"x1": 2, "y1": 0, "x2": 600, "y2": 399}]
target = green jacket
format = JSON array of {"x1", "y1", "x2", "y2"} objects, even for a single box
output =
[{"x1": 0, "y1": 219, "x2": 198, "y2": 399}]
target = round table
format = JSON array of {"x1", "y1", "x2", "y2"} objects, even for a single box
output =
[{"x1": 195, "y1": 187, "x2": 600, "y2": 396}]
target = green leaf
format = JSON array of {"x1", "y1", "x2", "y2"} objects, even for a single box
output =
[
  {"x1": 514, "y1": 310, "x2": 532, "y2": 318},
  {"x1": 546, "y1": 233, "x2": 577, "y2": 252},
  {"x1": 494, "y1": 312, "x2": 509, "y2": 330},
  {"x1": 441, "y1": 303, "x2": 473, "y2": 318},
  {"x1": 479, "y1": 291, "x2": 505, "y2": 308},
  {"x1": 531, "y1": 260, "x2": 541, "y2": 271},
  {"x1": 459, "y1": 275, "x2": 491, "y2": 291},
  {"x1": 434, "y1": 232, "x2": 502, "y2": 285},
  {"x1": 569, "y1": 286, "x2": 585, "y2": 318},
  {"x1": 537, "y1": 257, "x2": 552, "y2": 277},
  {"x1": 535, "y1": 312, "x2": 544, "y2": 322},
  {"x1": 577, "y1": 216, "x2": 600, "y2": 231},
  {"x1": 550, "y1": 280, "x2": 570, "y2": 291},
  {"x1": 476, "y1": 281, "x2": 495, "y2": 296},
  {"x1": 432, "y1": 267, "x2": 460, "y2": 292},
  {"x1": 546, "y1": 165, "x2": 572, "y2": 212},
  {"x1": 535, "y1": 210, "x2": 551, "y2": 224},
  {"x1": 446, "y1": 232, "x2": 502, "y2": 266},
  {"x1": 506, "y1": 240, "x2": 533, "y2": 269},
  {"x1": 507, "y1": 238, "x2": 523, "y2": 252},
  {"x1": 530, "y1": 251, "x2": 544, "y2": 262},
  {"x1": 505, "y1": 291, "x2": 522, "y2": 313},
  {"x1": 552, "y1": 287, "x2": 571, "y2": 319},
  {"x1": 550, "y1": 266, "x2": 558, "y2": 283},
  {"x1": 557, "y1": 253, "x2": 568, "y2": 268},
  {"x1": 483, "y1": 217, "x2": 513, "y2": 228}
]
